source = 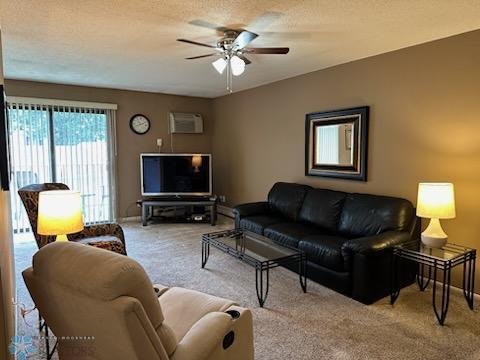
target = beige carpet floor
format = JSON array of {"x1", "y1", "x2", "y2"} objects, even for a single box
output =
[{"x1": 14, "y1": 216, "x2": 480, "y2": 360}]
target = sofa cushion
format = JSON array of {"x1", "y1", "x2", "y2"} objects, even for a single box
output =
[
  {"x1": 239, "y1": 215, "x2": 285, "y2": 235},
  {"x1": 268, "y1": 182, "x2": 311, "y2": 221},
  {"x1": 299, "y1": 235, "x2": 349, "y2": 272},
  {"x1": 264, "y1": 223, "x2": 322, "y2": 248},
  {"x1": 338, "y1": 193, "x2": 415, "y2": 238},
  {"x1": 298, "y1": 189, "x2": 346, "y2": 233}
]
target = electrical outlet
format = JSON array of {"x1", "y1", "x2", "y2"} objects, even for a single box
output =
[
  {"x1": 219, "y1": 195, "x2": 226, "y2": 203},
  {"x1": 156, "y1": 138, "x2": 163, "y2": 147}
]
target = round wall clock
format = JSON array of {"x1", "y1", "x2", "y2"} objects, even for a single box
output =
[{"x1": 129, "y1": 114, "x2": 150, "y2": 135}]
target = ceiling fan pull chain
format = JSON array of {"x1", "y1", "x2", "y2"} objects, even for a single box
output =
[
  {"x1": 227, "y1": 59, "x2": 233, "y2": 93},
  {"x1": 232, "y1": 60, "x2": 234, "y2": 93},
  {"x1": 226, "y1": 60, "x2": 229, "y2": 92}
]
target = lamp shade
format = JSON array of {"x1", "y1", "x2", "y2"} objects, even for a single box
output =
[
  {"x1": 37, "y1": 190, "x2": 84, "y2": 236},
  {"x1": 416, "y1": 183, "x2": 456, "y2": 219}
]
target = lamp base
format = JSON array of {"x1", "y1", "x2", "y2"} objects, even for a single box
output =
[
  {"x1": 421, "y1": 218, "x2": 447, "y2": 248},
  {"x1": 56, "y1": 234, "x2": 68, "y2": 242}
]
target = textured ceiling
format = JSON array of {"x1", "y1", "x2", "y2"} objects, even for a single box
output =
[{"x1": 1, "y1": 0, "x2": 480, "y2": 98}]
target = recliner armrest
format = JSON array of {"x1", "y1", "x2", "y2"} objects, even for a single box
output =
[
  {"x1": 171, "y1": 312, "x2": 232, "y2": 360},
  {"x1": 232, "y1": 202, "x2": 270, "y2": 218},
  {"x1": 341, "y1": 231, "x2": 411, "y2": 256},
  {"x1": 153, "y1": 283, "x2": 169, "y2": 297}
]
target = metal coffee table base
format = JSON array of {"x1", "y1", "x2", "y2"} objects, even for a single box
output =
[
  {"x1": 201, "y1": 241, "x2": 307, "y2": 307},
  {"x1": 254, "y1": 256, "x2": 307, "y2": 307}
]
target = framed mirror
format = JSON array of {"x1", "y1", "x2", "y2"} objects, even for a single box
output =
[{"x1": 305, "y1": 106, "x2": 369, "y2": 181}]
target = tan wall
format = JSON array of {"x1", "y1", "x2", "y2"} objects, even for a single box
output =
[
  {"x1": 4, "y1": 80, "x2": 213, "y2": 218},
  {"x1": 212, "y1": 29, "x2": 480, "y2": 291}
]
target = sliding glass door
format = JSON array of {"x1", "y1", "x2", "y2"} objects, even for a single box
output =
[
  {"x1": 7, "y1": 103, "x2": 116, "y2": 235},
  {"x1": 52, "y1": 109, "x2": 113, "y2": 224},
  {"x1": 8, "y1": 105, "x2": 52, "y2": 233}
]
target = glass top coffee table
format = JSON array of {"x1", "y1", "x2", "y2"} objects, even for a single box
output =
[{"x1": 202, "y1": 229, "x2": 307, "y2": 307}]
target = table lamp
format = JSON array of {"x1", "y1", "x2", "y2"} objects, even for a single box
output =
[
  {"x1": 37, "y1": 190, "x2": 84, "y2": 241},
  {"x1": 192, "y1": 155, "x2": 202, "y2": 172},
  {"x1": 416, "y1": 183, "x2": 456, "y2": 248}
]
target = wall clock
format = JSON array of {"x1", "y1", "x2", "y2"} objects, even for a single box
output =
[{"x1": 129, "y1": 114, "x2": 150, "y2": 135}]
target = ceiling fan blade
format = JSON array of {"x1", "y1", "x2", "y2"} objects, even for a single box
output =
[
  {"x1": 177, "y1": 39, "x2": 217, "y2": 49},
  {"x1": 188, "y1": 20, "x2": 230, "y2": 34},
  {"x1": 185, "y1": 54, "x2": 217, "y2": 60},
  {"x1": 232, "y1": 30, "x2": 258, "y2": 50},
  {"x1": 237, "y1": 54, "x2": 251, "y2": 65},
  {"x1": 248, "y1": 11, "x2": 283, "y2": 32},
  {"x1": 244, "y1": 47, "x2": 289, "y2": 54},
  {"x1": 259, "y1": 31, "x2": 312, "y2": 39}
]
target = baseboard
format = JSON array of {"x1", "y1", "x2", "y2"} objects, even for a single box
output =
[
  {"x1": 217, "y1": 205, "x2": 234, "y2": 218},
  {"x1": 119, "y1": 216, "x2": 141, "y2": 222}
]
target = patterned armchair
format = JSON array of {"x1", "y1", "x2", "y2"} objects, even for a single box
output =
[{"x1": 18, "y1": 183, "x2": 127, "y2": 255}]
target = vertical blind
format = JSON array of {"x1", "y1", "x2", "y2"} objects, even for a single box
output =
[
  {"x1": 6, "y1": 98, "x2": 117, "y2": 233},
  {"x1": 315, "y1": 125, "x2": 340, "y2": 165}
]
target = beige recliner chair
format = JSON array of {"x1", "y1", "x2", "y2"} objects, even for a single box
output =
[{"x1": 23, "y1": 242, "x2": 254, "y2": 360}]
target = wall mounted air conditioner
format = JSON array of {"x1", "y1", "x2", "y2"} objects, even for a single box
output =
[{"x1": 169, "y1": 112, "x2": 203, "y2": 134}]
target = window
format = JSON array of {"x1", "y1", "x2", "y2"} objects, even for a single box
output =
[{"x1": 7, "y1": 99, "x2": 117, "y2": 235}]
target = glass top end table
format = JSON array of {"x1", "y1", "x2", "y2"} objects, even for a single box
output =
[
  {"x1": 391, "y1": 240, "x2": 476, "y2": 325},
  {"x1": 202, "y1": 229, "x2": 307, "y2": 307},
  {"x1": 396, "y1": 241, "x2": 475, "y2": 263}
]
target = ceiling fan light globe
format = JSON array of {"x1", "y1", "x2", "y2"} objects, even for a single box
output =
[
  {"x1": 212, "y1": 58, "x2": 227, "y2": 74},
  {"x1": 230, "y1": 55, "x2": 245, "y2": 76}
]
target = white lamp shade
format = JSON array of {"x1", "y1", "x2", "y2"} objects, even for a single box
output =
[
  {"x1": 212, "y1": 58, "x2": 227, "y2": 74},
  {"x1": 416, "y1": 183, "x2": 456, "y2": 219},
  {"x1": 37, "y1": 190, "x2": 84, "y2": 236},
  {"x1": 230, "y1": 55, "x2": 245, "y2": 76}
]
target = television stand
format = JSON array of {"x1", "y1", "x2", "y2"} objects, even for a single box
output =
[{"x1": 138, "y1": 197, "x2": 218, "y2": 226}]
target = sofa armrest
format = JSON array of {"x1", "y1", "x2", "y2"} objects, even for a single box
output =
[
  {"x1": 342, "y1": 231, "x2": 411, "y2": 256},
  {"x1": 233, "y1": 202, "x2": 270, "y2": 229},
  {"x1": 342, "y1": 231, "x2": 417, "y2": 304},
  {"x1": 232, "y1": 202, "x2": 270, "y2": 218},
  {"x1": 171, "y1": 312, "x2": 232, "y2": 360}
]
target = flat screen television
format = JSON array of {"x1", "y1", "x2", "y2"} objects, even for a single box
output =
[{"x1": 141, "y1": 153, "x2": 212, "y2": 197}]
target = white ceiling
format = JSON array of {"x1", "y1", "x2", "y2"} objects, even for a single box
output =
[{"x1": 1, "y1": 0, "x2": 480, "y2": 98}]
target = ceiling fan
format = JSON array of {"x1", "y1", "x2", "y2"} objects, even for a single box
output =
[{"x1": 177, "y1": 29, "x2": 289, "y2": 92}]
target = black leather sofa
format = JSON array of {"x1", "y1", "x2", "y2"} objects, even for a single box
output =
[{"x1": 233, "y1": 182, "x2": 420, "y2": 304}]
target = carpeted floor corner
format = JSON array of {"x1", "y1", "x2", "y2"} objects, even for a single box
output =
[{"x1": 14, "y1": 216, "x2": 480, "y2": 359}]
